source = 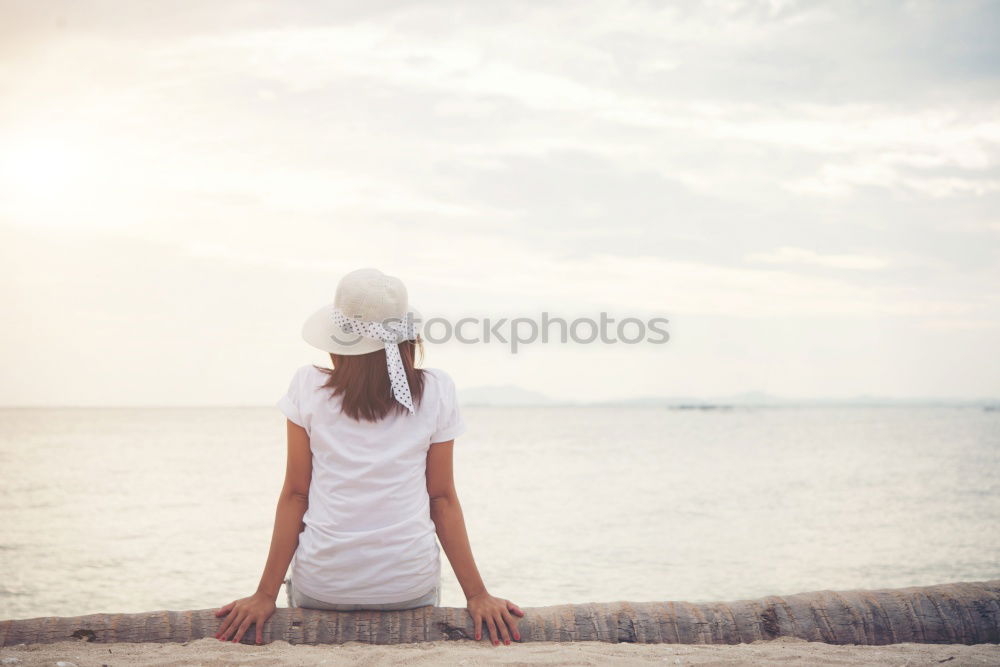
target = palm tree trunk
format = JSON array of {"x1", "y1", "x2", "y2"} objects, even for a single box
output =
[{"x1": 2, "y1": 580, "x2": 998, "y2": 647}]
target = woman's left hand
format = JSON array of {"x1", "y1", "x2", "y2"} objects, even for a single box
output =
[{"x1": 214, "y1": 592, "x2": 277, "y2": 644}]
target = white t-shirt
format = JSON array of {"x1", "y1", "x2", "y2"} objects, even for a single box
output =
[{"x1": 276, "y1": 363, "x2": 465, "y2": 604}]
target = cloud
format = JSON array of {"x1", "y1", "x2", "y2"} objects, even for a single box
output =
[
  {"x1": 745, "y1": 247, "x2": 889, "y2": 271},
  {"x1": 2, "y1": 1, "x2": 1000, "y2": 402}
]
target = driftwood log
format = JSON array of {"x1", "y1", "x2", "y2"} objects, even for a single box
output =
[{"x1": 2, "y1": 580, "x2": 998, "y2": 647}]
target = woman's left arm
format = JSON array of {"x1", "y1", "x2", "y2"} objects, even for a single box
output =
[{"x1": 215, "y1": 419, "x2": 313, "y2": 643}]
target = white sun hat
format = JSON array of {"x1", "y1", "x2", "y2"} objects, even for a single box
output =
[
  {"x1": 301, "y1": 268, "x2": 423, "y2": 413},
  {"x1": 302, "y1": 267, "x2": 423, "y2": 356}
]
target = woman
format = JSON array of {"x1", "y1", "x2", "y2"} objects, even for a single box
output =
[{"x1": 213, "y1": 268, "x2": 523, "y2": 647}]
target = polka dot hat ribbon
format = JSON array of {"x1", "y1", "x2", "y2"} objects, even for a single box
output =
[{"x1": 330, "y1": 308, "x2": 419, "y2": 414}]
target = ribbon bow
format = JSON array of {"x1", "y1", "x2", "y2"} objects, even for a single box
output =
[{"x1": 330, "y1": 309, "x2": 419, "y2": 414}]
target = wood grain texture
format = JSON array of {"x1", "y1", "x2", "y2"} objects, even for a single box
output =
[{"x1": 2, "y1": 580, "x2": 998, "y2": 647}]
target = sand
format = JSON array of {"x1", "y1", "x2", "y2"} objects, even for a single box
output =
[{"x1": 1, "y1": 637, "x2": 998, "y2": 666}]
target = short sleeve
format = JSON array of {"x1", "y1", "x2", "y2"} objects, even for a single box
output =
[
  {"x1": 430, "y1": 371, "x2": 466, "y2": 443},
  {"x1": 277, "y1": 366, "x2": 306, "y2": 428}
]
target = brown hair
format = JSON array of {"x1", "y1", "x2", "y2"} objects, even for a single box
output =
[{"x1": 314, "y1": 338, "x2": 426, "y2": 422}]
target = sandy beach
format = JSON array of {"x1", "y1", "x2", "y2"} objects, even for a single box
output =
[{"x1": 1, "y1": 637, "x2": 998, "y2": 666}]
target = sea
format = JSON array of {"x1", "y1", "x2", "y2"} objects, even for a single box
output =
[{"x1": 2, "y1": 405, "x2": 998, "y2": 620}]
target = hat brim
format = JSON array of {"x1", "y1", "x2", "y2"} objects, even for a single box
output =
[{"x1": 301, "y1": 303, "x2": 423, "y2": 356}]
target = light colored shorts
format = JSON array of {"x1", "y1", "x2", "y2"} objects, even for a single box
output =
[{"x1": 284, "y1": 577, "x2": 440, "y2": 611}]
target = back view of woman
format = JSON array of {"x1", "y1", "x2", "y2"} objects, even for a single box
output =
[{"x1": 214, "y1": 268, "x2": 524, "y2": 647}]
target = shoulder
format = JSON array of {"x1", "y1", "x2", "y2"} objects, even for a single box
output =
[
  {"x1": 291, "y1": 363, "x2": 330, "y2": 391},
  {"x1": 303, "y1": 363, "x2": 331, "y2": 378},
  {"x1": 422, "y1": 368, "x2": 466, "y2": 440},
  {"x1": 421, "y1": 367, "x2": 457, "y2": 390},
  {"x1": 421, "y1": 368, "x2": 460, "y2": 407}
]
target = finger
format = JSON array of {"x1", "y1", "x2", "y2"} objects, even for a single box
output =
[
  {"x1": 233, "y1": 617, "x2": 252, "y2": 643},
  {"x1": 472, "y1": 614, "x2": 482, "y2": 641},
  {"x1": 216, "y1": 614, "x2": 233, "y2": 639},
  {"x1": 256, "y1": 619, "x2": 264, "y2": 645},
  {"x1": 500, "y1": 608, "x2": 521, "y2": 641},
  {"x1": 495, "y1": 611, "x2": 511, "y2": 645},
  {"x1": 226, "y1": 611, "x2": 246, "y2": 641},
  {"x1": 220, "y1": 611, "x2": 241, "y2": 640},
  {"x1": 506, "y1": 599, "x2": 525, "y2": 617},
  {"x1": 215, "y1": 601, "x2": 235, "y2": 617},
  {"x1": 486, "y1": 615, "x2": 499, "y2": 646}
]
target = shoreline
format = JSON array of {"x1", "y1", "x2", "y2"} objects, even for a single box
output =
[
  {"x1": 2, "y1": 637, "x2": 999, "y2": 666},
  {"x1": 6, "y1": 581, "x2": 999, "y2": 647}
]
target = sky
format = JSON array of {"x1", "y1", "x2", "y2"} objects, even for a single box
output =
[{"x1": 1, "y1": 0, "x2": 999, "y2": 406}]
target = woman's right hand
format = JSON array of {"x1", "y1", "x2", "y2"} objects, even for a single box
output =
[
  {"x1": 214, "y1": 591, "x2": 277, "y2": 644},
  {"x1": 466, "y1": 590, "x2": 525, "y2": 645}
]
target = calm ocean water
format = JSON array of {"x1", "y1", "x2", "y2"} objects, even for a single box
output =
[{"x1": 1, "y1": 405, "x2": 998, "y2": 620}]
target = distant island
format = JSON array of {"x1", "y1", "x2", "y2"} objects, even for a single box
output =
[{"x1": 458, "y1": 385, "x2": 999, "y2": 409}]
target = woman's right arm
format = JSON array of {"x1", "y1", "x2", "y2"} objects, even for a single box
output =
[
  {"x1": 215, "y1": 419, "x2": 312, "y2": 643},
  {"x1": 426, "y1": 439, "x2": 524, "y2": 646}
]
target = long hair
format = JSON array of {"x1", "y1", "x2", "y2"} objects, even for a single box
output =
[{"x1": 315, "y1": 338, "x2": 426, "y2": 422}]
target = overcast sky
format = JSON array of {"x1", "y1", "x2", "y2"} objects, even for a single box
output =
[{"x1": 1, "y1": 0, "x2": 999, "y2": 405}]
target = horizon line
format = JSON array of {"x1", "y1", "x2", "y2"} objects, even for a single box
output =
[{"x1": 2, "y1": 396, "x2": 998, "y2": 410}]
